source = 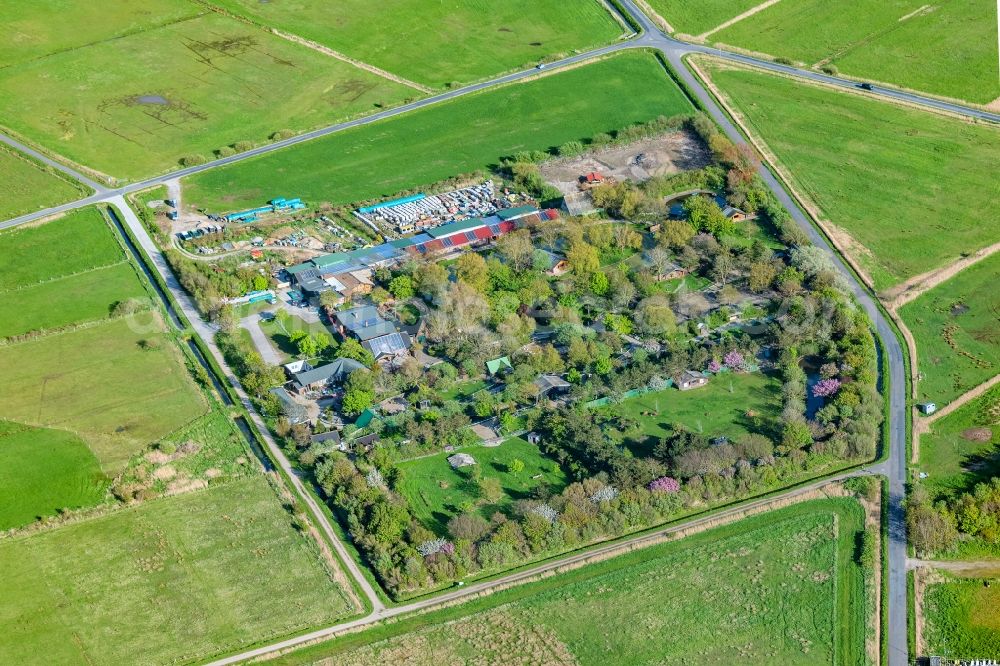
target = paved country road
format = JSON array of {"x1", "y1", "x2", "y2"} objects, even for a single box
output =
[{"x1": 1, "y1": 3, "x2": 969, "y2": 661}]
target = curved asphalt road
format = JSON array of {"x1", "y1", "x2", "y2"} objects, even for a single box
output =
[{"x1": 4, "y1": 3, "x2": 985, "y2": 661}]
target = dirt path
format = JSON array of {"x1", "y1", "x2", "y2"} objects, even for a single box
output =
[
  {"x1": 913, "y1": 373, "x2": 1000, "y2": 462},
  {"x1": 272, "y1": 29, "x2": 433, "y2": 94},
  {"x1": 909, "y1": 558, "x2": 1000, "y2": 574},
  {"x1": 697, "y1": 0, "x2": 782, "y2": 41},
  {"x1": 883, "y1": 240, "x2": 1000, "y2": 308}
]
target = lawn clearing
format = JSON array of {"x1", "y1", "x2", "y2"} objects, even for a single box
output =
[
  {"x1": 0, "y1": 12, "x2": 411, "y2": 180},
  {"x1": 0, "y1": 207, "x2": 123, "y2": 290},
  {"x1": 396, "y1": 437, "x2": 567, "y2": 535},
  {"x1": 645, "y1": 0, "x2": 765, "y2": 36},
  {"x1": 0, "y1": 476, "x2": 355, "y2": 665},
  {"x1": 0, "y1": 316, "x2": 207, "y2": 473},
  {"x1": 900, "y1": 251, "x2": 1000, "y2": 407},
  {"x1": 709, "y1": 0, "x2": 999, "y2": 104},
  {"x1": 701, "y1": 61, "x2": 1000, "y2": 290},
  {"x1": 923, "y1": 574, "x2": 1000, "y2": 659},
  {"x1": 0, "y1": 144, "x2": 88, "y2": 220},
  {"x1": 0, "y1": 421, "x2": 107, "y2": 530},
  {"x1": 269, "y1": 498, "x2": 868, "y2": 666},
  {"x1": 0, "y1": 262, "x2": 149, "y2": 339},
  {"x1": 205, "y1": 0, "x2": 623, "y2": 88},
  {"x1": 184, "y1": 51, "x2": 695, "y2": 212},
  {"x1": 259, "y1": 313, "x2": 336, "y2": 364},
  {"x1": 606, "y1": 371, "x2": 781, "y2": 453},
  {"x1": 918, "y1": 386, "x2": 1000, "y2": 500}
]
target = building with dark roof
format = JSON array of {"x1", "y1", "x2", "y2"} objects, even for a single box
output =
[{"x1": 292, "y1": 357, "x2": 367, "y2": 392}]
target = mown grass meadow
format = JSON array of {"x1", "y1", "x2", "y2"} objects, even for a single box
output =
[
  {"x1": 0, "y1": 477, "x2": 355, "y2": 666},
  {"x1": 701, "y1": 61, "x2": 1000, "y2": 290},
  {"x1": 0, "y1": 145, "x2": 87, "y2": 220},
  {"x1": 396, "y1": 437, "x2": 568, "y2": 535},
  {"x1": 924, "y1": 574, "x2": 1000, "y2": 660},
  {"x1": 0, "y1": 421, "x2": 107, "y2": 529},
  {"x1": 270, "y1": 498, "x2": 870, "y2": 666},
  {"x1": 184, "y1": 51, "x2": 695, "y2": 211},
  {"x1": 206, "y1": 0, "x2": 623, "y2": 88},
  {"x1": 645, "y1": 0, "x2": 763, "y2": 36},
  {"x1": 900, "y1": 251, "x2": 1000, "y2": 407}
]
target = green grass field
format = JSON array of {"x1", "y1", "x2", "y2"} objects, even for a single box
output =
[
  {"x1": 710, "y1": 0, "x2": 999, "y2": 104},
  {"x1": 0, "y1": 476, "x2": 355, "y2": 666},
  {"x1": 259, "y1": 313, "x2": 336, "y2": 364},
  {"x1": 207, "y1": 0, "x2": 623, "y2": 88},
  {"x1": 702, "y1": 62, "x2": 1000, "y2": 290},
  {"x1": 605, "y1": 371, "x2": 781, "y2": 453},
  {"x1": 0, "y1": 316, "x2": 207, "y2": 472},
  {"x1": 924, "y1": 574, "x2": 1000, "y2": 659},
  {"x1": 0, "y1": 421, "x2": 107, "y2": 530},
  {"x1": 184, "y1": 51, "x2": 695, "y2": 211},
  {"x1": 900, "y1": 252, "x2": 1000, "y2": 407},
  {"x1": 271, "y1": 498, "x2": 869, "y2": 666},
  {"x1": 396, "y1": 437, "x2": 567, "y2": 535},
  {"x1": 646, "y1": 0, "x2": 763, "y2": 36},
  {"x1": 0, "y1": 262, "x2": 149, "y2": 339},
  {"x1": 918, "y1": 386, "x2": 1000, "y2": 500},
  {"x1": 0, "y1": 0, "x2": 201, "y2": 67},
  {"x1": 0, "y1": 207, "x2": 123, "y2": 290},
  {"x1": 0, "y1": 12, "x2": 410, "y2": 180},
  {"x1": 0, "y1": 145, "x2": 88, "y2": 220}
]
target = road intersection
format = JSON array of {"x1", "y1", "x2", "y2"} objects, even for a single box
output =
[{"x1": 5, "y1": 2, "x2": 988, "y2": 661}]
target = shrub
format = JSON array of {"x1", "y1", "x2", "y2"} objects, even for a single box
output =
[
  {"x1": 216, "y1": 146, "x2": 236, "y2": 158},
  {"x1": 179, "y1": 154, "x2": 207, "y2": 167},
  {"x1": 233, "y1": 140, "x2": 253, "y2": 152},
  {"x1": 271, "y1": 129, "x2": 295, "y2": 140}
]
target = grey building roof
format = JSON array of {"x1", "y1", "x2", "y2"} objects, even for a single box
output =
[
  {"x1": 335, "y1": 305, "x2": 399, "y2": 341},
  {"x1": 363, "y1": 331, "x2": 412, "y2": 359},
  {"x1": 293, "y1": 357, "x2": 366, "y2": 388},
  {"x1": 269, "y1": 387, "x2": 308, "y2": 424}
]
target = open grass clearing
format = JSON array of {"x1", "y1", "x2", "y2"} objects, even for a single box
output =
[
  {"x1": 0, "y1": 0, "x2": 201, "y2": 67},
  {"x1": 0, "y1": 12, "x2": 411, "y2": 180},
  {"x1": 0, "y1": 316, "x2": 207, "y2": 473},
  {"x1": 918, "y1": 385, "x2": 1000, "y2": 500},
  {"x1": 396, "y1": 437, "x2": 567, "y2": 535},
  {"x1": 0, "y1": 421, "x2": 107, "y2": 530},
  {"x1": 645, "y1": 0, "x2": 765, "y2": 36},
  {"x1": 259, "y1": 313, "x2": 335, "y2": 364},
  {"x1": 0, "y1": 207, "x2": 123, "y2": 290},
  {"x1": 270, "y1": 498, "x2": 869, "y2": 666},
  {"x1": 923, "y1": 573, "x2": 1000, "y2": 659},
  {"x1": 0, "y1": 262, "x2": 149, "y2": 339},
  {"x1": 0, "y1": 144, "x2": 88, "y2": 220},
  {"x1": 700, "y1": 61, "x2": 1000, "y2": 290},
  {"x1": 206, "y1": 0, "x2": 623, "y2": 88},
  {"x1": 900, "y1": 251, "x2": 1000, "y2": 407},
  {"x1": 0, "y1": 476, "x2": 355, "y2": 666},
  {"x1": 710, "y1": 0, "x2": 999, "y2": 104},
  {"x1": 184, "y1": 51, "x2": 695, "y2": 212},
  {"x1": 604, "y1": 371, "x2": 781, "y2": 454}
]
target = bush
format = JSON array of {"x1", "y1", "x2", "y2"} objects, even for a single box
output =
[
  {"x1": 179, "y1": 154, "x2": 207, "y2": 167},
  {"x1": 271, "y1": 129, "x2": 295, "y2": 140},
  {"x1": 233, "y1": 140, "x2": 253, "y2": 152},
  {"x1": 216, "y1": 146, "x2": 236, "y2": 158}
]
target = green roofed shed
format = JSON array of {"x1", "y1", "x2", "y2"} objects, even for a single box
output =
[{"x1": 354, "y1": 408, "x2": 376, "y2": 429}]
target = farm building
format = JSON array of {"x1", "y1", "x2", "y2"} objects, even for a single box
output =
[
  {"x1": 448, "y1": 453, "x2": 477, "y2": 469},
  {"x1": 269, "y1": 387, "x2": 308, "y2": 424},
  {"x1": 534, "y1": 374, "x2": 571, "y2": 399},
  {"x1": 310, "y1": 430, "x2": 345, "y2": 451},
  {"x1": 675, "y1": 370, "x2": 709, "y2": 391}
]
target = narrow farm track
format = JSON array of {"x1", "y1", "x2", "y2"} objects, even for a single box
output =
[
  {"x1": 885, "y1": 240, "x2": 1000, "y2": 309},
  {"x1": 2, "y1": 3, "x2": 995, "y2": 662}
]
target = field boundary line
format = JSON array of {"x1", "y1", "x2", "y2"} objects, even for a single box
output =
[
  {"x1": 912, "y1": 373, "x2": 1000, "y2": 463},
  {"x1": 697, "y1": 0, "x2": 782, "y2": 42},
  {"x1": 0, "y1": 258, "x2": 129, "y2": 295},
  {"x1": 268, "y1": 29, "x2": 434, "y2": 94},
  {"x1": 884, "y1": 240, "x2": 1000, "y2": 308}
]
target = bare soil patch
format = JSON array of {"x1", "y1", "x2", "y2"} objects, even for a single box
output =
[
  {"x1": 961, "y1": 427, "x2": 993, "y2": 442},
  {"x1": 540, "y1": 131, "x2": 710, "y2": 214}
]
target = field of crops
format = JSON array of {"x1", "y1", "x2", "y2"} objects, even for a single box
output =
[
  {"x1": 701, "y1": 61, "x2": 1000, "y2": 290},
  {"x1": 900, "y1": 252, "x2": 1000, "y2": 407},
  {"x1": 206, "y1": 0, "x2": 623, "y2": 88},
  {"x1": 184, "y1": 51, "x2": 694, "y2": 212},
  {"x1": 709, "y1": 0, "x2": 999, "y2": 104},
  {"x1": 271, "y1": 498, "x2": 870, "y2": 666},
  {"x1": 0, "y1": 422, "x2": 107, "y2": 530},
  {"x1": 918, "y1": 385, "x2": 1000, "y2": 500},
  {"x1": 0, "y1": 145, "x2": 87, "y2": 221},
  {"x1": 0, "y1": 10, "x2": 410, "y2": 180},
  {"x1": 923, "y1": 573, "x2": 1000, "y2": 660},
  {"x1": 0, "y1": 477, "x2": 355, "y2": 666},
  {"x1": 396, "y1": 437, "x2": 567, "y2": 535}
]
